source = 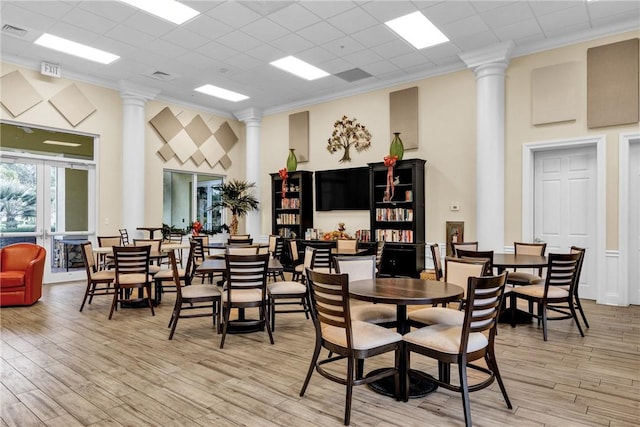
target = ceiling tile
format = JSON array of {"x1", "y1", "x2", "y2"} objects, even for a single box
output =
[
  {"x1": 321, "y1": 36, "x2": 365, "y2": 57},
  {"x1": 145, "y1": 38, "x2": 189, "y2": 59},
  {"x1": 202, "y1": 1, "x2": 262, "y2": 28},
  {"x1": 390, "y1": 51, "x2": 433, "y2": 70},
  {"x1": 344, "y1": 48, "x2": 384, "y2": 67},
  {"x1": 452, "y1": 30, "x2": 501, "y2": 52},
  {"x1": 326, "y1": 7, "x2": 379, "y2": 34},
  {"x1": 224, "y1": 53, "x2": 263, "y2": 71},
  {"x1": 439, "y1": 15, "x2": 491, "y2": 39},
  {"x1": 240, "y1": 17, "x2": 289, "y2": 42},
  {"x1": 77, "y1": 1, "x2": 137, "y2": 22},
  {"x1": 360, "y1": 1, "x2": 417, "y2": 22},
  {"x1": 183, "y1": 14, "x2": 234, "y2": 39},
  {"x1": 299, "y1": 1, "x2": 357, "y2": 19},
  {"x1": 296, "y1": 21, "x2": 344, "y2": 45},
  {"x1": 537, "y1": 5, "x2": 589, "y2": 34},
  {"x1": 121, "y1": 11, "x2": 176, "y2": 38},
  {"x1": 245, "y1": 44, "x2": 287, "y2": 63},
  {"x1": 588, "y1": 0, "x2": 640, "y2": 19},
  {"x1": 196, "y1": 41, "x2": 238, "y2": 61},
  {"x1": 217, "y1": 30, "x2": 263, "y2": 51},
  {"x1": 492, "y1": 18, "x2": 542, "y2": 42},
  {"x1": 350, "y1": 26, "x2": 398, "y2": 49},
  {"x1": 61, "y1": 7, "x2": 119, "y2": 35},
  {"x1": 267, "y1": 3, "x2": 321, "y2": 32},
  {"x1": 296, "y1": 45, "x2": 335, "y2": 65},
  {"x1": 106, "y1": 24, "x2": 156, "y2": 47},
  {"x1": 1, "y1": 3, "x2": 60, "y2": 34},
  {"x1": 478, "y1": 1, "x2": 534, "y2": 29},
  {"x1": 9, "y1": 0, "x2": 73, "y2": 19},
  {"x1": 371, "y1": 39, "x2": 416, "y2": 60},
  {"x1": 270, "y1": 32, "x2": 315, "y2": 54},
  {"x1": 421, "y1": 1, "x2": 477, "y2": 26},
  {"x1": 161, "y1": 27, "x2": 210, "y2": 50}
]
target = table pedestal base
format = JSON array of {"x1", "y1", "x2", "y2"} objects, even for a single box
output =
[
  {"x1": 499, "y1": 308, "x2": 533, "y2": 324},
  {"x1": 366, "y1": 368, "x2": 438, "y2": 399}
]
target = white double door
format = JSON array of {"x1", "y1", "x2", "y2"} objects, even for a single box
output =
[
  {"x1": 534, "y1": 146, "x2": 597, "y2": 300},
  {"x1": 0, "y1": 154, "x2": 96, "y2": 283}
]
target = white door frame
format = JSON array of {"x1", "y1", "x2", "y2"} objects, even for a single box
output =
[
  {"x1": 522, "y1": 135, "x2": 606, "y2": 304},
  {"x1": 618, "y1": 132, "x2": 640, "y2": 306}
]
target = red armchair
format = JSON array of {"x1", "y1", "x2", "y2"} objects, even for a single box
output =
[{"x1": 0, "y1": 243, "x2": 45, "y2": 307}]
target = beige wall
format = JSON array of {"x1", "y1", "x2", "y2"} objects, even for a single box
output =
[{"x1": 261, "y1": 31, "x2": 640, "y2": 249}]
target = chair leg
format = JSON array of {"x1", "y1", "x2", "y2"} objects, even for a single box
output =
[
  {"x1": 145, "y1": 284, "x2": 155, "y2": 316},
  {"x1": 569, "y1": 301, "x2": 585, "y2": 337},
  {"x1": 458, "y1": 358, "x2": 472, "y2": 427},
  {"x1": 108, "y1": 289, "x2": 118, "y2": 319},
  {"x1": 485, "y1": 348, "x2": 512, "y2": 409},
  {"x1": 79, "y1": 283, "x2": 92, "y2": 312},
  {"x1": 575, "y1": 297, "x2": 590, "y2": 328},
  {"x1": 220, "y1": 303, "x2": 230, "y2": 348},
  {"x1": 438, "y1": 361, "x2": 451, "y2": 384},
  {"x1": 509, "y1": 293, "x2": 517, "y2": 328},
  {"x1": 270, "y1": 296, "x2": 276, "y2": 332},
  {"x1": 541, "y1": 302, "x2": 548, "y2": 341},
  {"x1": 345, "y1": 356, "x2": 354, "y2": 425},
  {"x1": 300, "y1": 340, "x2": 322, "y2": 397},
  {"x1": 168, "y1": 304, "x2": 181, "y2": 340},
  {"x1": 264, "y1": 301, "x2": 275, "y2": 345}
]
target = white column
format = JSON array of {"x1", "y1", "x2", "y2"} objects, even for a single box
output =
[
  {"x1": 234, "y1": 108, "x2": 263, "y2": 239},
  {"x1": 119, "y1": 82, "x2": 158, "y2": 240},
  {"x1": 460, "y1": 42, "x2": 514, "y2": 251}
]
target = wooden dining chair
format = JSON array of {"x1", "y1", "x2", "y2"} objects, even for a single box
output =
[
  {"x1": 166, "y1": 250, "x2": 221, "y2": 339},
  {"x1": 456, "y1": 249, "x2": 495, "y2": 276},
  {"x1": 507, "y1": 242, "x2": 547, "y2": 286},
  {"x1": 301, "y1": 268, "x2": 402, "y2": 425},
  {"x1": 154, "y1": 241, "x2": 194, "y2": 304},
  {"x1": 336, "y1": 239, "x2": 358, "y2": 252},
  {"x1": 305, "y1": 241, "x2": 332, "y2": 273},
  {"x1": 452, "y1": 241, "x2": 478, "y2": 257},
  {"x1": 79, "y1": 242, "x2": 115, "y2": 312},
  {"x1": 509, "y1": 252, "x2": 583, "y2": 341},
  {"x1": 109, "y1": 245, "x2": 154, "y2": 319},
  {"x1": 403, "y1": 272, "x2": 511, "y2": 427},
  {"x1": 568, "y1": 246, "x2": 589, "y2": 329},
  {"x1": 220, "y1": 253, "x2": 272, "y2": 348},
  {"x1": 429, "y1": 243, "x2": 443, "y2": 281},
  {"x1": 97, "y1": 235, "x2": 121, "y2": 269},
  {"x1": 118, "y1": 229, "x2": 130, "y2": 245},
  {"x1": 133, "y1": 239, "x2": 165, "y2": 273},
  {"x1": 225, "y1": 245, "x2": 260, "y2": 255},
  {"x1": 227, "y1": 238, "x2": 253, "y2": 245}
]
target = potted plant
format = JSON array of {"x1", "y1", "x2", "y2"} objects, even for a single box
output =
[{"x1": 210, "y1": 179, "x2": 259, "y2": 235}]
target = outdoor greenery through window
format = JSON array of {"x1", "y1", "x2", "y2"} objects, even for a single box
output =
[{"x1": 162, "y1": 170, "x2": 224, "y2": 235}]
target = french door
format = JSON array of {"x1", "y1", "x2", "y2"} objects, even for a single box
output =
[{"x1": 0, "y1": 154, "x2": 96, "y2": 283}]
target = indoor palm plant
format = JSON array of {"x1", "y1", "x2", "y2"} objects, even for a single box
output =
[{"x1": 210, "y1": 179, "x2": 259, "y2": 235}]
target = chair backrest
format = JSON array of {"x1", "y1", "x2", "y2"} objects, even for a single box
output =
[
  {"x1": 307, "y1": 242, "x2": 332, "y2": 271},
  {"x1": 273, "y1": 238, "x2": 284, "y2": 260},
  {"x1": 336, "y1": 239, "x2": 358, "y2": 252},
  {"x1": 229, "y1": 234, "x2": 251, "y2": 240},
  {"x1": 569, "y1": 246, "x2": 586, "y2": 295},
  {"x1": 289, "y1": 240, "x2": 300, "y2": 263},
  {"x1": 168, "y1": 233, "x2": 183, "y2": 243},
  {"x1": 98, "y1": 235, "x2": 121, "y2": 248},
  {"x1": 306, "y1": 269, "x2": 353, "y2": 346},
  {"x1": 444, "y1": 256, "x2": 489, "y2": 298},
  {"x1": 113, "y1": 245, "x2": 150, "y2": 283},
  {"x1": 268, "y1": 235, "x2": 278, "y2": 253},
  {"x1": 514, "y1": 241, "x2": 547, "y2": 274},
  {"x1": 455, "y1": 249, "x2": 494, "y2": 276},
  {"x1": 543, "y1": 252, "x2": 582, "y2": 298},
  {"x1": 80, "y1": 242, "x2": 97, "y2": 275},
  {"x1": 167, "y1": 250, "x2": 185, "y2": 299},
  {"x1": 375, "y1": 241, "x2": 384, "y2": 266},
  {"x1": 459, "y1": 272, "x2": 508, "y2": 351},
  {"x1": 118, "y1": 229, "x2": 129, "y2": 245},
  {"x1": 258, "y1": 245, "x2": 270, "y2": 255},
  {"x1": 300, "y1": 247, "x2": 316, "y2": 279},
  {"x1": 430, "y1": 243, "x2": 443, "y2": 281},
  {"x1": 227, "y1": 238, "x2": 253, "y2": 245},
  {"x1": 334, "y1": 255, "x2": 376, "y2": 282},
  {"x1": 226, "y1": 245, "x2": 260, "y2": 255},
  {"x1": 133, "y1": 239, "x2": 162, "y2": 252},
  {"x1": 224, "y1": 253, "x2": 270, "y2": 300},
  {"x1": 190, "y1": 238, "x2": 205, "y2": 265},
  {"x1": 452, "y1": 241, "x2": 478, "y2": 256}
]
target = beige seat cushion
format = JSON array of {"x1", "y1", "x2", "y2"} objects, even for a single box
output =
[
  {"x1": 222, "y1": 288, "x2": 263, "y2": 303},
  {"x1": 153, "y1": 268, "x2": 186, "y2": 279},
  {"x1": 351, "y1": 304, "x2": 397, "y2": 324},
  {"x1": 294, "y1": 264, "x2": 304, "y2": 273},
  {"x1": 408, "y1": 307, "x2": 464, "y2": 326},
  {"x1": 322, "y1": 321, "x2": 401, "y2": 350},
  {"x1": 182, "y1": 285, "x2": 220, "y2": 299},
  {"x1": 267, "y1": 281, "x2": 306, "y2": 295},
  {"x1": 403, "y1": 324, "x2": 488, "y2": 354},
  {"x1": 117, "y1": 273, "x2": 153, "y2": 285},
  {"x1": 512, "y1": 284, "x2": 569, "y2": 299},
  {"x1": 90, "y1": 270, "x2": 115, "y2": 281},
  {"x1": 508, "y1": 271, "x2": 543, "y2": 285}
]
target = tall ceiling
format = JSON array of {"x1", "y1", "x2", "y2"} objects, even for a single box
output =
[{"x1": 1, "y1": 1, "x2": 638, "y2": 117}]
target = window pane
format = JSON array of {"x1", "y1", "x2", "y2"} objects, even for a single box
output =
[{"x1": 0, "y1": 162, "x2": 37, "y2": 233}]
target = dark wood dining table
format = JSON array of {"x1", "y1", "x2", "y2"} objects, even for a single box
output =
[
  {"x1": 349, "y1": 277, "x2": 464, "y2": 400},
  {"x1": 492, "y1": 253, "x2": 548, "y2": 324}
]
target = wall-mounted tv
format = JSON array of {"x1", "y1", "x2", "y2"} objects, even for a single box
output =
[{"x1": 315, "y1": 166, "x2": 370, "y2": 211}]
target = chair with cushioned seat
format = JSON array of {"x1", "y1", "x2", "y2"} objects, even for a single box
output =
[
  {"x1": 79, "y1": 242, "x2": 115, "y2": 312},
  {"x1": 430, "y1": 243, "x2": 443, "y2": 281},
  {"x1": 451, "y1": 241, "x2": 478, "y2": 257},
  {"x1": 154, "y1": 241, "x2": 195, "y2": 304},
  {"x1": 456, "y1": 249, "x2": 495, "y2": 276},
  {"x1": 109, "y1": 245, "x2": 154, "y2": 319},
  {"x1": 567, "y1": 246, "x2": 589, "y2": 329},
  {"x1": 507, "y1": 242, "x2": 547, "y2": 286},
  {"x1": 0, "y1": 243, "x2": 45, "y2": 307}
]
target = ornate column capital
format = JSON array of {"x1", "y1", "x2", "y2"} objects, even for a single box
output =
[
  {"x1": 459, "y1": 41, "x2": 515, "y2": 70},
  {"x1": 234, "y1": 107, "x2": 263, "y2": 124},
  {"x1": 118, "y1": 80, "x2": 160, "y2": 103}
]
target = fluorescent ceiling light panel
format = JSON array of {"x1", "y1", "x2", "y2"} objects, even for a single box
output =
[
  {"x1": 195, "y1": 84, "x2": 249, "y2": 102},
  {"x1": 119, "y1": 0, "x2": 199, "y2": 25},
  {"x1": 270, "y1": 56, "x2": 329, "y2": 81},
  {"x1": 385, "y1": 11, "x2": 449, "y2": 50},
  {"x1": 43, "y1": 140, "x2": 81, "y2": 147},
  {"x1": 34, "y1": 34, "x2": 119, "y2": 64}
]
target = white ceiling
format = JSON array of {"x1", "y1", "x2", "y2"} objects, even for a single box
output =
[{"x1": 1, "y1": 1, "x2": 638, "y2": 118}]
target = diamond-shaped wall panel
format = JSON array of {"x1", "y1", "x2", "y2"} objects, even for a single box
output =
[
  {"x1": 49, "y1": 84, "x2": 97, "y2": 127},
  {"x1": 168, "y1": 129, "x2": 198, "y2": 164},
  {"x1": 200, "y1": 135, "x2": 226, "y2": 168},
  {"x1": 219, "y1": 154, "x2": 232, "y2": 170},
  {"x1": 150, "y1": 107, "x2": 182, "y2": 142},
  {"x1": 157, "y1": 143, "x2": 176, "y2": 162},
  {"x1": 214, "y1": 122, "x2": 239, "y2": 152},
  {"x1": 0, "y1": 70, "x2": 43, "y2": 117},
  {"x1": 185, "y1": 115, "x2": 212, "y2": 147},
  {"x1": 191, "y1": 149, "x2": 206, "y2": 166}
]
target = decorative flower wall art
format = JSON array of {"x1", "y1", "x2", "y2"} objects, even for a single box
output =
[{"x1": 326, "y1": 115, "x2": 372, "y2": 163}]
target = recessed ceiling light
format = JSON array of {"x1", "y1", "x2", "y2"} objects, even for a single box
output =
[
  {"x1": 43, "y1": 140, "x2": 81, "y2": 147},
  {"x1": 34, "y1": 34, "x2": 119, "y2": 64},
  {"x1": 270, "y1": 56, "x2": 329, "y2": 81},
  {"x1": 119, "y1": 0, "x2": 199, "y2": 25},
  {"x1": 194, "y1": 84, "x2": 249, "y2": 102},
  {"x1": 385, "y1": 11, "x2": 449, "y2": 50}
]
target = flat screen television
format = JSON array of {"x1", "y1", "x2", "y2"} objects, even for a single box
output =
[{"x1": 315, "y1": 166, "x2": 370, "y2": 211}]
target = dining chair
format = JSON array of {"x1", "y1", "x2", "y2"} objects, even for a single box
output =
[
  {"x1": 408, "y1": 257, "x2": 488, "y2": 328},
  {"x1": 220, "y1": 253, "x2": 272, "y2": 348},
  {"x1": 451, "y1": 241, "x2": 478, "y2": 257},
  {"x1": 267, "y1": 247, "x2": 314, "y2": 331},
  {"x1": 509, "y1": 252, "x2": 583, "y2": 341},
  {"x1": 334, "y1": 255, "x2": 397, "y2": 328},
  {"x1": 336, "y1": 239, "x2": 358, "y2": 252},
  {"x1": 109, "y1": 245, "x2": 154, "y2": 319},
  {"x1": 225, "y1": 245, "x2": 260, "y2": 255},
  {"x1": 455, "y1": 249, "x2": 495, "y2": 276},
  {"x1": 508, "y1": 242, "x2": 547, "y2": 286},
  {"x1": 269, "y1": 237, "x2": 285, "y2": 281},
  {"x1": 154, "y1": 241, "x2": 194, "y2": 304},
  {"x1": 79, "y1": 242, "x2": 115, "y2": 312},
  {"x1": 429, "y1": 243, "x2": 443, "y2": 281},
  {"x1": 305, "y1": 241, "x2": 333, "y2": 273},
  {"x1": 166, "y1": 232, "x2": 184, "y2": 266},
  {"x1": 403, "y1": 272, "x2": 511, "y2": 427},
  {"x1": 166, "y1": 251, "x2": 221, "y2": 340},
  {"x1": 228, "y1": 234, "x2": 251, "y2": 240},
  {"x1": 268, "y1": 234, "x2": 278, "y2": 254},
  {"x1": 227, "y1": 238, "x2": 253, "y2": 245},
  {"x1": 568, "y1": 246, "x2": 589, "y2": 329},
  {"x1": 300, "y1": 268, "x2": 402, "y2": 426},
  {"x1": 118, "y1": 229, "x2": 130, "y2": 245},
  {"x1": 97, "y1": 235, "x2": 121, "y2": 269},
  {"x1": 290, "y1": 240, "x2": 304, "y2": 282},
  {"x1": 133, "y1": 239, "x2": 165, "y2": 273}
]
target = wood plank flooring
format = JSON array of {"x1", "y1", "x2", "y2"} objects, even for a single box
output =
[{"x1": 1, "y1": 279, "x2": 639, "y2": 426}]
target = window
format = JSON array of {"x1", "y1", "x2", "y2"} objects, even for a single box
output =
[{"x1": 162, "y1": 170, "x2": 224, "y2": 233}]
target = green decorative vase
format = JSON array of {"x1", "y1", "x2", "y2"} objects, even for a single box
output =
[
  {"x1": 389, "y1": 132, "x2": 404, "y2": 160},
  {"x1": 286, "y1": 148, "x2": 297, "y2": 172}
]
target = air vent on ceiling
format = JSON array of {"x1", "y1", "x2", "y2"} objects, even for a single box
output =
[
  {"x1": 334, "y1": 68, "x2": 373, "y2": 83},
  {"x1": 147, "y1": 71, "x2": 175, "y2": 81},
  {"x1": 2, "y1": 24, "x2": 28, "y2": 38}
]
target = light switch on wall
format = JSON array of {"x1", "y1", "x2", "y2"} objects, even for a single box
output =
[{"x1": 450, "y1": 203, "x2": 460, "y2": 211}]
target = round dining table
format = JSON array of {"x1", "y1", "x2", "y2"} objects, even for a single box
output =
[{"x1": 349, "y1": 277, "x2": 464, "y2": 400}]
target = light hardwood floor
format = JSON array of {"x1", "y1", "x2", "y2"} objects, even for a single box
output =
[{"x1": 1, "y1": 279, "x2": 639, "y2": 427}]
